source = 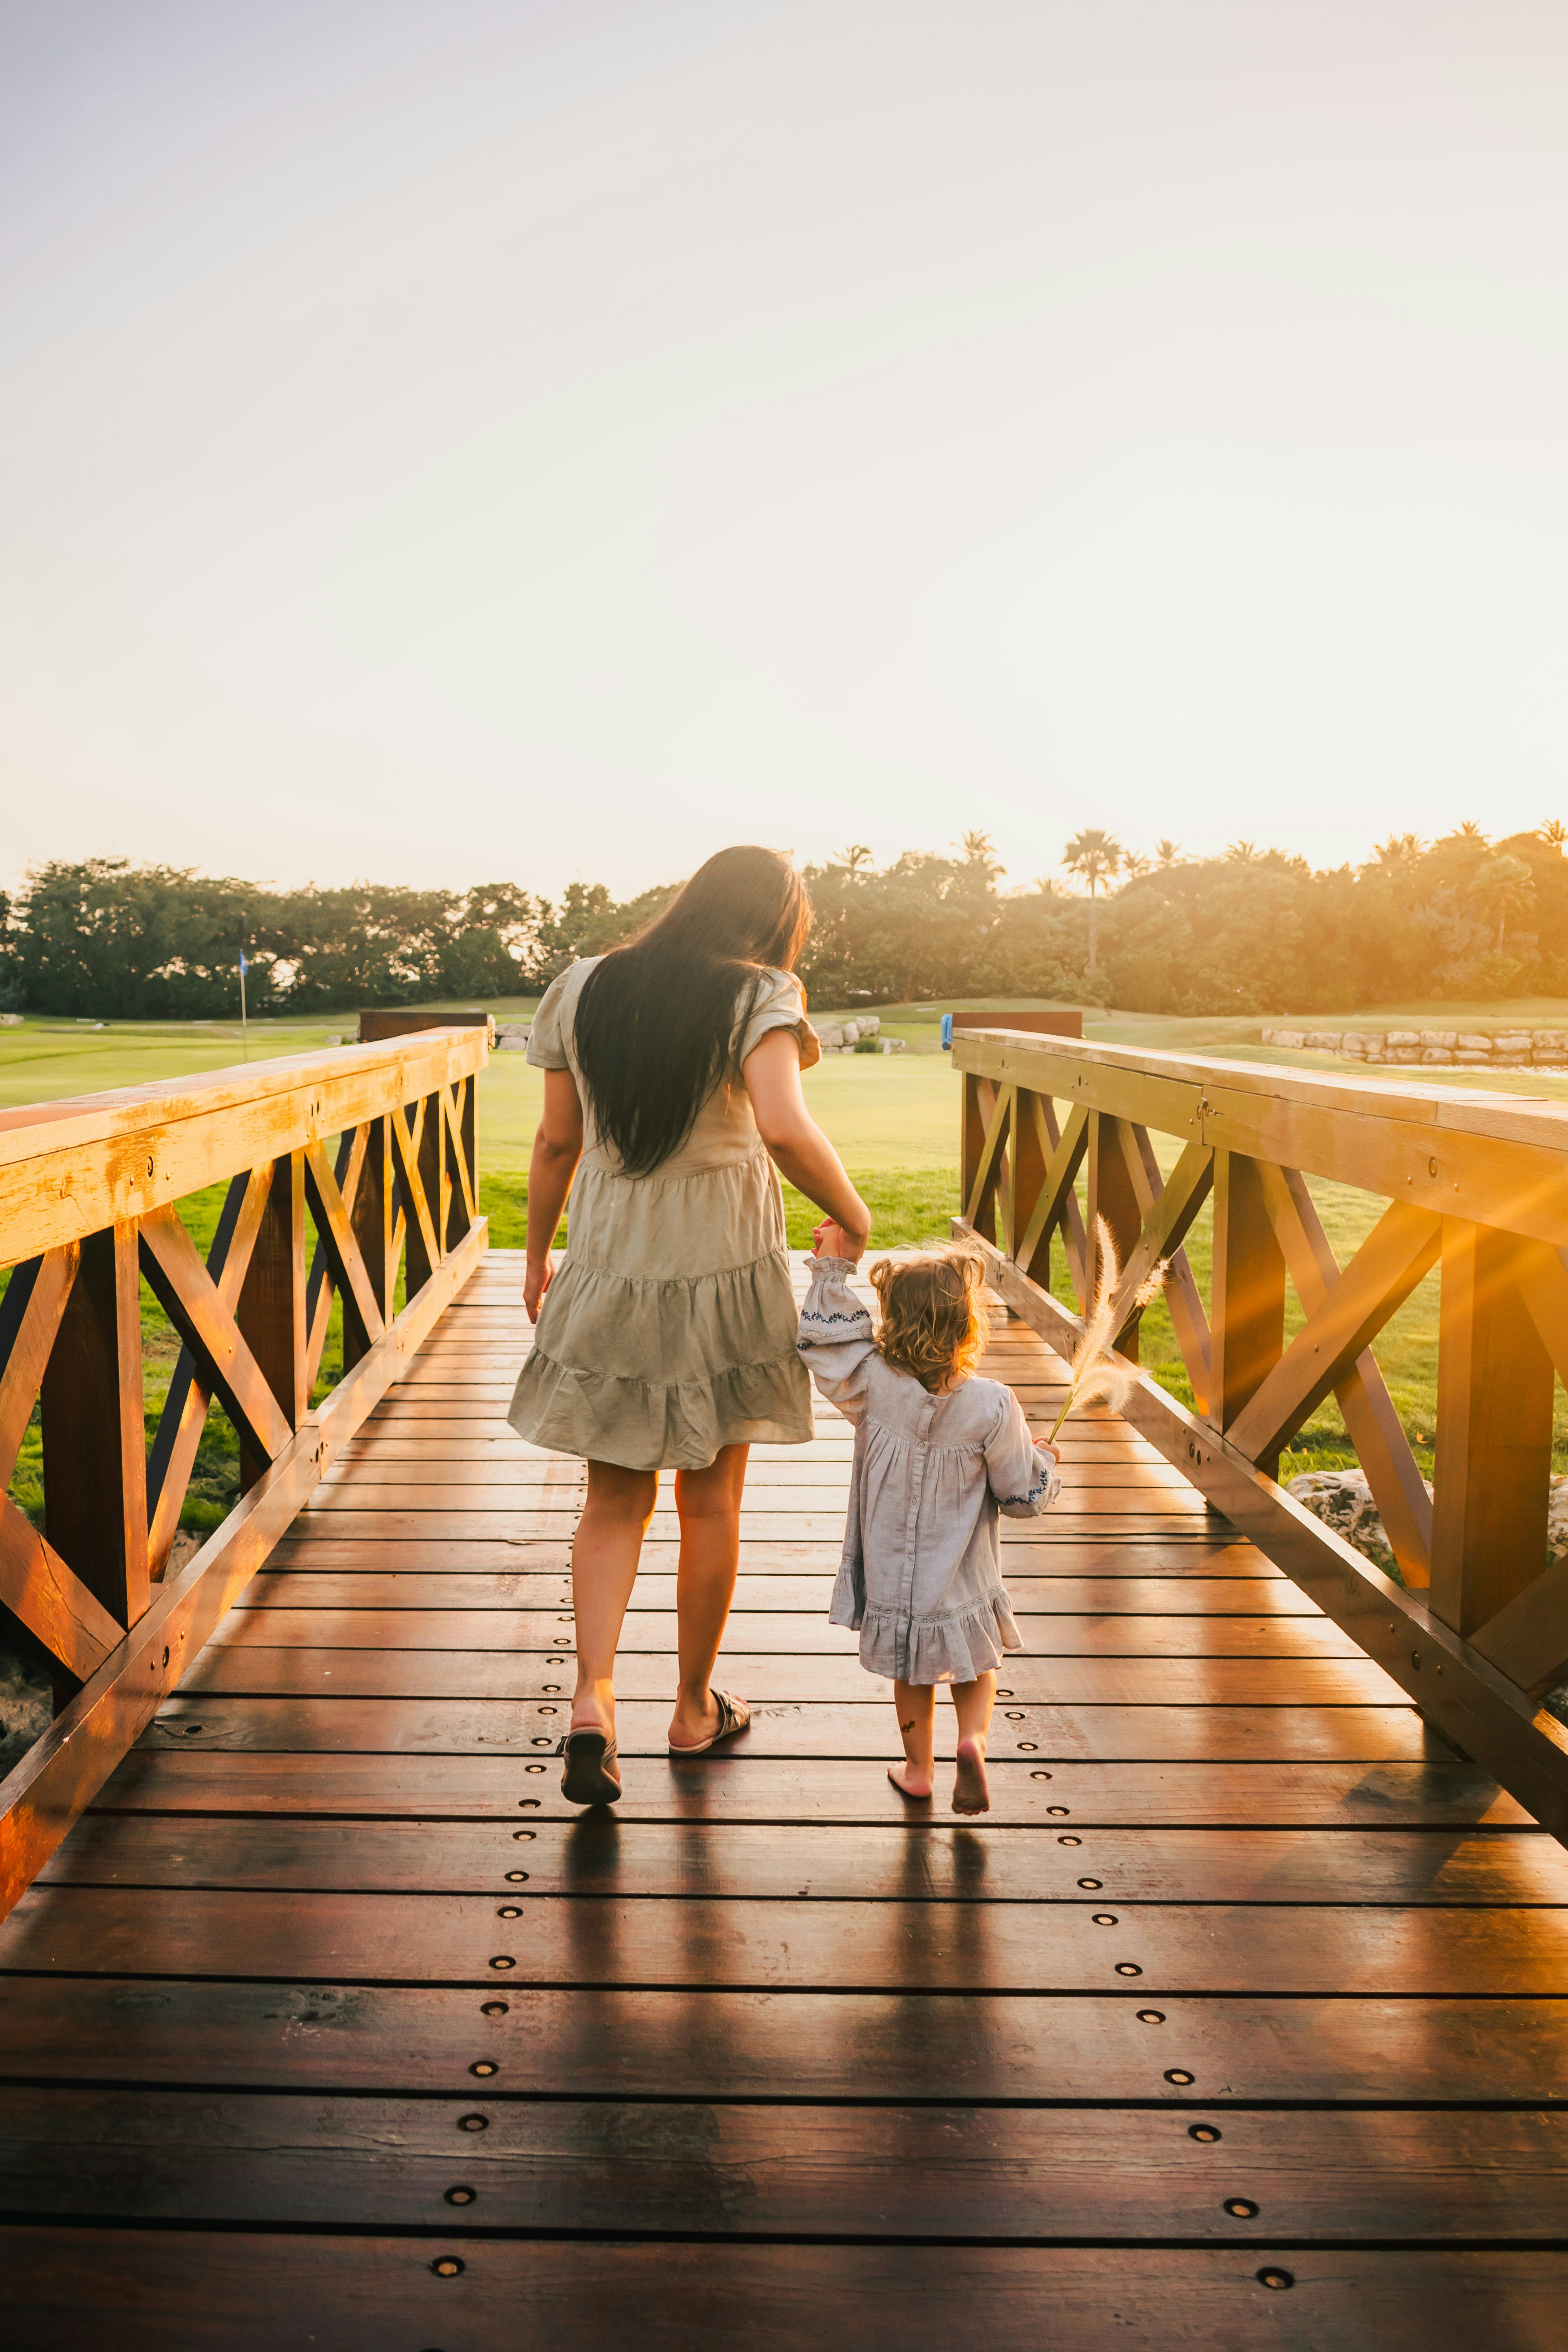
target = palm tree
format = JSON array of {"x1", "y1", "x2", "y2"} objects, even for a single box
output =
[
  {"x1": 836, "y1": 844, "x2": 874, "y2": 881},
  {"x1": 958, "y1": 829, "x2": 1005, "y2": 880},
  {"x1": 1541, "y1": 819, "x2": 1567, "y2": 851},
  {"x1": 1225, "y1": 839, "x2": 1261, "y2": 865},
  {"x1": 1468, "y1": 854, "x2": 1534, "y2": 950},
  {"x1": 1062, "y1": 828, "x2": 1123, "y2": 969},
  {"x1": 1121, "y1": 851, "x2": 1151, "y2": 878},
  {"x1": 1155, "y1": 839, "x2": 1182, "y2": 868},
  {"x1": 1373, "y1": 832, "x2": 1425, "y2": 870}
]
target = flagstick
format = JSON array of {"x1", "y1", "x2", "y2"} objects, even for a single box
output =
[{"x1": 239, "y1": 949, "x2": 248, "y2": 1059}]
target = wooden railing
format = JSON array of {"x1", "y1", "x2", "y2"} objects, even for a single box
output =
[
  {"x1": 956, "y1": 1027, "x2": 1568, "y2": 1837},
  {"x1": 0, "y1": 1028, "x2": 489, "y2": 1912}
]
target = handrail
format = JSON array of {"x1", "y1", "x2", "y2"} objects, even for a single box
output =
[
  {"x1": 0, "y1": 1028, "x2": 489, "y2": 1915},
  {"x1": 954, "y1": 1026, "x2": 1568, "y2": 1840}
]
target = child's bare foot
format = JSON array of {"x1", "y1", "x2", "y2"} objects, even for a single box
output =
[
  {"x1": 952, "y1": 1735, "x2": 990, "y2": 1815},
  {"x1": 888, "y1": 1762, "x2": 933, "y2": 1800}
]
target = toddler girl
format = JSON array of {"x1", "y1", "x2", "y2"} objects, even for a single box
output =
[{"x1": 798, "y1": 1229, "x2": 1060, "y2": 1813}]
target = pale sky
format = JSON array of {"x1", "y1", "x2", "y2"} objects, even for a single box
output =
[{"x1": 4, "y1": 0, "x2": 1567, "y2": 902}]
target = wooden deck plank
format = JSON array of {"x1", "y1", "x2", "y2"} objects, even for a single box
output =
[
  {"x1": 228, "y1": 1575, "x2": 1331, "y2": 1620},
  {"x1": 36, "y1": 1817, "x2": 1568, "y2": 1904},
  {"x1": 212, "y1": 1603, "x2": 1357, "y2": 1651},
  {"x1": 5, "y1": 1884, "x2": 1564, "y2": 1993},
  {"x1": 4, "y1": 2091, "x2": 1568, "y2": 2238},
  {"x1": 7, "y1": 2235, "x2": 1568, "y2": 2352},
  {"x1": 132, "y1": 1693, "x2": 1430, "y2": 1756},
  {"x1": 263, "y1": 1534, "x2": 1280, "y2": 1573},
  {"x1": 4, "y1": 1978, "x2": 1565, "y2": 2101},
  {"x1": 175, "y1": 1649, "x2": 1409, "y2": 1706},
  {"x1": 89, "y1": 1748, "x2": 1531, "y2": 1824}
]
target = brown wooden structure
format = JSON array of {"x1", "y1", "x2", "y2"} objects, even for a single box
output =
[{"x1": 0, "y1": 1028, "x2": 1565, "y2": 2343}]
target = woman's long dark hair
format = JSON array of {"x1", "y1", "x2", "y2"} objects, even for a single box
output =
[{"x1": 572, "y1": 845, "x2": 811, "y2": 1176}]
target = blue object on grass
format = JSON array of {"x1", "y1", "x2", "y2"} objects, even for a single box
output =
[{"x1": 940, "y1": 1014, "x2": 953, "y2": 1049}]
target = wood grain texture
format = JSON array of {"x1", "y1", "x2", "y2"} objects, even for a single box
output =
[
  {"x1": 5, "y1": 1978, "x2": 1566, "y2": 2102},
  {"x1": 7, "y1": 2236, "x2": 1568, "y2": 2352}
]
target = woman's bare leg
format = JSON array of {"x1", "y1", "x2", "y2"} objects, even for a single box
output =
[
  {"x1": 668, "y1": 1443, "x2": 750, "y2": 1748},
  {"x1": 570, "y1": 1460, "x2": 658, "y2": 1735},
  {"x1": 951, "y1": 1671, "x2": 997, "y2": 1814},
  {"x1": 888, "y1": 1679, "x2": 936, "y2": 1799}
]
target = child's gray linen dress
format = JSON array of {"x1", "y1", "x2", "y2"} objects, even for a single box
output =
[{"x1": 798, "y1": 1257, "x2": 1061, "y2": 1684}]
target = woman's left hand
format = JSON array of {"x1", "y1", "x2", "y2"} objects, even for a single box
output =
[{"x1": 524, "y1": 1254, "x2": 554, "y2": 1322}]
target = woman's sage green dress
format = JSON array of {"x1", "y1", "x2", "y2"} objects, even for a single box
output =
[{"x1": 507, "y1": 959, "x2": 820, "y2": 1470}]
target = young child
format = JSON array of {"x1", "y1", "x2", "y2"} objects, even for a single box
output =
[{"x1": 798, "y1": 1227, "x2": 1060, "y2": 1813}]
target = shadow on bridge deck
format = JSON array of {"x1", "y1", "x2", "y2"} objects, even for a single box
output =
[{"x1": 2, "y1": 1249, "x2": 1566, "y2": 2346}]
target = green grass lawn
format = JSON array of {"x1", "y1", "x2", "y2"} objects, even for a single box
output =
[{"x1": 8, "y1": 992, "x2": 1568, "y2": 1532}]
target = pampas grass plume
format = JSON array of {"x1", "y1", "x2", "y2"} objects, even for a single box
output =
[{"x1": 1048, "y1": 1215, "x2": 1168, "y2": 1443}]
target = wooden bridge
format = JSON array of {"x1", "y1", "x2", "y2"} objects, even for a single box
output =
[{"x1": 1, "y1": 1024, "x2": 1566, "y2": 2346}]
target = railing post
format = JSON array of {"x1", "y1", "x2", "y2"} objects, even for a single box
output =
[
  {"x1": 236, "y1": 1154, "x2": 307, "y2": 1491},
  {"x1": 961, "y1": 1072, "x2": 999, "y2": 1244},
  {"x1": 1011, "y1": 1086, "x2": 1048, "y2": 1283},
  {"x1": 1211, "y1": 1150, "x2": 1287, "y2": 1471},
  {"x1": 39, "y1": 1220, "x2": 149, "y2": 1648},
  {"x1": 1431, "y1": 1218, "x2": 1554, "y2": 1637},
  {"x1": 406, "y1": 1092, "x2": 448, "y2": 1293},
  {"x1": 346, "y1": 1117, "x2": 395, "y2": 1369},
  {"x1": 1086, "y1": 1114, "x2": 1142, "y2": 1359}
]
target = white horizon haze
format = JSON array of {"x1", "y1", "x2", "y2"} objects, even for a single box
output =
[{"x1": 4, "y1": 0, "x2": 1567, "y2": 902}]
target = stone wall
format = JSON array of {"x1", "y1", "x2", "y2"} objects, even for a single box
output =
[
  {"x1": 491, "y1": 1012, "x2": 900, "y2": 1055},
  {"x1": 1264, "y1": 1027, "x2": 1568, "y2": 1067}
]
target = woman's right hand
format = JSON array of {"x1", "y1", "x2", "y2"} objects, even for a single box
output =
[
  {"x1": 814, "y1": 1215, "x2": 869, "y2": 1263},
  {"x1": 524, "y1": 1253, "x2": 554, "y2": 1323}
]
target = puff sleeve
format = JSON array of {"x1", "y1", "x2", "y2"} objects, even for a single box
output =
[
  {"x1": 737, "y1": 969, "x2": 821, "y2": 1073},
  {"x1": 524, "y1": 968, "x2": 574, "y2": 1070}
]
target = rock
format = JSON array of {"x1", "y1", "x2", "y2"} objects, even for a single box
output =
[
  {"x1": 1385, "y1": 1031, "x2": 1421, "y2": 1046},
  {"x1": 1286, "y1": 1468, "x2": 1429, "y2": 1584},
  {"x1": 1420, "y1": 1048, "x2": 1453, "y2": 1062},
  {"x1": 166, "y1": 1530, "x2": 204, "y2": 1578},
  {"x1": 1456, "y1": 1034, "x2": 1492, "y2": 1053},
  {"x1": 816, "y1": 1023, "x2": 845, "y2": 1050},
  {"x1": 860, "y1": 1015, "x2": 880, "y2": 1035},
  {"x1": 1265, "y1": 1030, "x2": 1306, "y2": 1048},
  {"x1": 0, "y1": 1013, "x2": 20, "y2": 1027},
  {"x1": 494, "y1": 1023, "x2": 531, "y2": 1052},
  {"x1": 1494, "y1": 1033, "x2": 1532, "y2": 1055},
  {"x1": 0, "y1": 1640, "x2": 51, "y2": 1781}
]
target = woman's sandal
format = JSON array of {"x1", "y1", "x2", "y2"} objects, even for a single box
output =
[
  {"x1": 558, "y1": 1725, "x2": 622, "y2": 1806},
  {"x1": 667, "y1": 1689, "x2": 751, "y2": 1758}
]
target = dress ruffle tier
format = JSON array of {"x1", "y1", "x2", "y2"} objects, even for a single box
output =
[
  {"x1": 828, "y1": 1565, "x2": 1023, "y2": 1683},
  {"x1": 510, "y1": 1252, "x2": 812, "y2": 1468}
]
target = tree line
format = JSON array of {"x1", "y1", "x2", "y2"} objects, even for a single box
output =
[{"x1": 3, "y1": 824, "x2": 1565, "y2": 1019}]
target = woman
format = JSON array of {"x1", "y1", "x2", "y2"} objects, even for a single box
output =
[{"x1": 510, "y1": 845, "x2": 870, "y2": 1804}]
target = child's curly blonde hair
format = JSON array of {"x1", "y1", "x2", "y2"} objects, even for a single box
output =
[{"x1": 869, "y1": 1246, "x2": 989, "y2": 1393}]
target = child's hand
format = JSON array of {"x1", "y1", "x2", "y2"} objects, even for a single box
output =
[{"x1": 812, "y1": 1218, "x2": 864, "y2": 1263}]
